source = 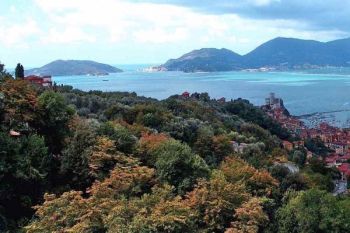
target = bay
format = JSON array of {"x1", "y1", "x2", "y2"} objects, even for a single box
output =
[{"x1": 52, "y1": 66, "x2": 350, "y2": 128}]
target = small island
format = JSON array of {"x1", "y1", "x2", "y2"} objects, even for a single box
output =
[{"x1": 26, "y1": 60, "x2": 123, "y2": 76}]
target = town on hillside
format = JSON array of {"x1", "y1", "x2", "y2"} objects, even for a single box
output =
[{"x1": 263, "y1": 93, "x2": 350, "y2": 193}]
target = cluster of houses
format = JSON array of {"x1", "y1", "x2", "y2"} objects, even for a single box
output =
[
  {"x1": 264, "y1": 93, "x2": 350, "y2": 181},
  {"x1": 325, "y1": 154, "x2": 350, "y2": 180}
]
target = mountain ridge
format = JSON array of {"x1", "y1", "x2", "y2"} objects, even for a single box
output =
[{"x1": 160, "y1": 37, "x2": 350, "y2": 72}]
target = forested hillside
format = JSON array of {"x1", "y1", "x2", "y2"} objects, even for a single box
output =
[{"x1": 0, "y1": 63, "x2": 349, "y2": 233}]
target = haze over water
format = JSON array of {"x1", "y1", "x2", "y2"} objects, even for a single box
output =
[{"x1": 53, "y1": 67, "x2": 350, "y2": 128}]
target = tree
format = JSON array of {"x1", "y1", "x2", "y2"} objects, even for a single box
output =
[
  {"x1": 0, "y1": 79, "x2": 38, "y2": 128},
  {"x1": 15, "y1": 63, "x2": 24, "y2": 79},
  {"x1": 25, "y1": 191, "x2": 106, "y2": 233},
  {"x1": 304, "y1": 137, "x2": 330, "y2": 157},
  {"x1": 0, "y1": 62, "x2": 4, "y2": 73},
  {"x1": 186, "y1": 171, "x2": 250, "y2": 232},
  {"x1": 270, "y1": 165, "x2": 290, "y2": 182},
  {"x1": 220, "y1": 157, "x2": 278, "y2": 197},
  {"x1": 194, "y1": 127, "x2": 233, "y2": 167},
  {"x1": 0, "y1": 62, "x2": 12, "y2": 82},
  {"x1": 98, "y1": 122, "x2": 137, "y2": 154},
  {"x1": 226, "y1": 198, "x2": 268, "y2": 233},
  {"x1": 154, "y1": 140, "x2": 210, "y2": 194},
  {"x1": 138, "y1": 132, "x2": 170, "y2": 165},
  {"x1": 276, "y1": 189, "x2": 350, "y2": 233},
  {"x1": 0, "y1": 132, "x2": 48, "y2": 230},
  {"x1": 288, "y1": 149, "x2": 307, "y2": 167},
  {"x1": 240, "y1": 142, "x2": 267, "y2": 168},
  {"x1": 60, "y1": 119, "x2": 96, "y2": 190},
  {"x1": 26, "y1": 162, "x2": 155, "y2": 232},
  {"x1": 280, "y1": 173, "x2": 307, "y2": 192},
  {"x1": 36, "y1": 91, "x2": 75, "y2": 153},
  {"x1": 106, "y1": 185, "x2": 197, "y2": 233}
]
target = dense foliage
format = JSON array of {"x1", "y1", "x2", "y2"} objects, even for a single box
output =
[{"x1": 0, "y1": 63, "x2": 349, "y2": 233}]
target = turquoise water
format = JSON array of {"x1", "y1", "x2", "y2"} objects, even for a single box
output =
[{"x1": 53, "y1": 68, "x2": 350, "y2": 127}]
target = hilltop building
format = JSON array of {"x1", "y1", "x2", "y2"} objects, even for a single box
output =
[
  {"x1": 181, "y1": 91, "x2": 190, "y2": 98},
  {"x1": 265, "y1": 93, "x2": 283, "y2": 109}
]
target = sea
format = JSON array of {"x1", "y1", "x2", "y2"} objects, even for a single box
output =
[{"x1": 52, "y1": 64, "x2": 350, "y2": 128}]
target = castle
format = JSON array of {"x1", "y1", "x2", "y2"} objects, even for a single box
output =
[{"x1": 265, "y1": 92, "x2": 283, "y2": 109}]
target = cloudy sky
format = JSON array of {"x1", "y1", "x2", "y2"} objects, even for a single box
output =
[{"x1": 0, "y1": 0, "x2": 348, "y2": 68}]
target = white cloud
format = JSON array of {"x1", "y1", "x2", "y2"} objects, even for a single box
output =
[
  {"x1": 32, "y1": 0, "x2": 345, "y2": 55},
  {"x1": 0, "y1": 0, "x2": 343, "y2": 56},
  {"x1": 134, "y1": 28, "x2": 188, "y2": 43},
  {"x1": 248, "y1": 0, "x2": 280, "y2": 6},
  {"x1": 9, "y1": 5, "x2": 17, "y2": 13},
  {"x1": 41, "y1": 27, "x2": 96, "y2": 44},
  {"x1": 0, "y1": 18, "x2": 41, "y2": 47},
  {"x1": 33, "y1": 0, "x2": 247, "y2": 45}
]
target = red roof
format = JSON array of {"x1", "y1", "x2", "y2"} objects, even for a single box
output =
[
  {"x1": 26, "y1": 76, "x2": 43, "y2": 81},
  {"x1": 182, "y1": 91, "x2": 190, "y2": 97},
  {"x1": 282, "y1": 140, "x2": 293, "y2": 146},
  {"x1": 338, "y1": 163, "x2": 350, "y2": 176},
  {"x1": 325, "y1": 155, "x2": 338, "y2": 163},
  {"x1": 325, "y1": 154, "x2": 350, "y2": 164},
  {"x1": 24, "y1": 75, "x2": 52, "y2": 87}
]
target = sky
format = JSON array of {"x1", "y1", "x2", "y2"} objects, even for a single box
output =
[{"x1": 0, "y1": 0, "x2": 349, "y2": 68}]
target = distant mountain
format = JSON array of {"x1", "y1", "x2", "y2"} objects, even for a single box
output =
[
  {"x1": 162, "y1": 48, "x2": 243, "y2": 72},
  {"x1": 243, "y1": 37, "x2": 350, "y2": 68},
  {"x1": 160, "y1": 37, "x2": 350, "y2": 72},
  {"x1": 26, "y1": 60, "x2": 122, "y2": 76}
]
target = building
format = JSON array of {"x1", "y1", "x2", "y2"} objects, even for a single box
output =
[
  {"x1": 265, "y1": 93, "x2": 283, "y2": 109},
  {"x1": 293, "y1": 141, "x2": 305, "y2": 149},
  {"x1": 231, "y1": 141, "x2": 249, "y2": 153},
  {"x1": 338, "y1": 163, "x2": 350, "y2": 180},
  {"x1": 25, "y1": 75, "x2": 52, "y2": 87},
  {"x1": 181, "y1": 91, "x2": 190, "y2": 98},
  {"x1": 325, "y1": 154, "x2": 350, "y2": 167},
  {"x1": 282, "y1": 140, "x2": 294, "y2": 151},
  {"x1": 327, "y1": 142, "x2": 349, "y2": 155},
  {"x1": 9, "y1": 130, "x2": 20, "y2": 137},
  {"x1": 218, "y1": 97, "x2": 226, "y2": 103}
]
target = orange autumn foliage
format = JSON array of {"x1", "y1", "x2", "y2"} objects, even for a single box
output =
[
  {"x1": 220, "y1": 156, "x2": 278, "y2": 196},
  {"x1": 138, "y1": 132, "x2": 170, "y2": 164},
  {"x1": 0, "y1": 79, "x2": 38, "y2": 126},
  {"x1": 139, "y1": 132, "x2": 170, "y2": 153},
  {"x1": 89, "y1": 164, "x2": 155, "y2": 199},
  {"x1": 185, "y1": 171, "x2": 250, "y2": 232},
  {"x1": 226, "y1": 198, "x2": 268, "y2": 233}
]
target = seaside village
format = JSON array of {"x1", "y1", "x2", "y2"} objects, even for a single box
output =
[{"x1": 262, "y1": 93, "x2": 350, "y2": 188}]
